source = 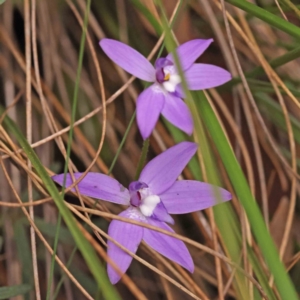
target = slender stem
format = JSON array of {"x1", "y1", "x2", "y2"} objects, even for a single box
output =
[
  {"x1": 134, "y1": 138, "x2": 150, "y2": 180},
  {"x1": 108, "y1": 111, "x2": 136, "y2": 175},
  {"x1": 45, "y1": 214, "x2": 61, "y2": 300}
]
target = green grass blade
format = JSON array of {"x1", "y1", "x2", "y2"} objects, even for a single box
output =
[
  {"x1": 223, "y1": 45, "x2": 300, "y2": 89},
  {"x1": 1, "y1": 107, "x2": 120, "y2": 300},
  {"x1": 197, "y1": 91, "x2": 298, "y2": 299},
  {"x1": 225, "y1": 0, "x2": 300, "y2": 39}
]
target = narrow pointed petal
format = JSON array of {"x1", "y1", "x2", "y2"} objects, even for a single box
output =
[
  {"x1": 166, "y1": 39, "x2": 213, "y2": 71},
  {"x1": 143, "y1": 218, "x2": 194, "y2": 272},
  {"x1": 160, "y1": 180, "x2": 232, "y2": 214},
  {"x1": 107, "y1": 208, "x2": 144, "y2": 284},
  {"x1": 161, "y1": 93, "x2": 193, "y2": 135},
  {"x1": 136, "y1": 86, "x2": 165, "y2": 139},
  {"x1": 52, "y1": 173, "x2": 130, "y2": 205},
  {"x1": 185, "y1": 64, "x2": 232, "y2": 90},
  {"x1": 99, "y1": 39, "x2": 155, "y2": 82},
  {"x1": 139, "y1": 142, "x2": 198, "y2": 195}
]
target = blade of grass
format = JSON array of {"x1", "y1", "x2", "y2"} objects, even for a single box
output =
[
  {"x1": 156, "y1": 1, "x2": 249, "y2": 297},
  {"x1": 0, "y1": 108, "x2": 120, "y2": 299},
  {"x1": 225, "y1": 0, "x2": 300, "y2": 39},
  {"x1": 197, "y1": 91, "x2": 298, "y2": 299},
  {"x1": 222, "y1": 44, "x2": 300, "y2": 89},
  {"x1": 155, "y1": 1, "x2": 297, "y2": 297}
]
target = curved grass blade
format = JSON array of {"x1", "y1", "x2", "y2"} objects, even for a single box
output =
[{"x1": 1, "y1": 108, "x2": 120, "y2": 300}]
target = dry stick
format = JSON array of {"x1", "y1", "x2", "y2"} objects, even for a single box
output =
[
  {"x1": 70, "y1": 203, "x2": 267, "y2": 298},
  {"x1": 171, "y1": 263, "x2": 209, "y2": 300},
  {"x1": 24, "y1": 1, "x2": 41, "y2": 299},
  {"x1": 274, "y1": 0, "x2": 288, "y2": 20},
  {"x1": 158, "y1": 263, "x2": 174, "y2": 300},
  {"x1": 194, "y1": 266, "x2": 236, "y2": 298},
  {"x1": 0, "y1": 198, "x2": 52, "y2": 207},
  {"x1": 287, "y1": 252, "x2": 300, "y2": 272},
  {"x1": 0, "y1": 90, "x2": 23, "y2": 125},
  {"x1": 222, "y1": 267, "x2": 237, "y2": 298},
  {"x1": 0, "y1": 159, "x2": 93, "y2": 300}
]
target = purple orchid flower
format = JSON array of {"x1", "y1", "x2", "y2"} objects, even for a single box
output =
[
  {"x1": 99, "y1": 38, "x2": 231, "y2": 139},
  {"x1": 52, "y1": 142, "x2": 231, "y2": 284}
]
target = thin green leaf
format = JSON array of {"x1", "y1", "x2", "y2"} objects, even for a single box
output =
[
  {"x1": 225, "y1": 0, "x2": 300, "y2": 39},
  {"x1": 197, "y1": 91, "x2": 298, "y2": 299},
  {"x1": 0, "y1": 108, "x2": 120, "y2": 300}
]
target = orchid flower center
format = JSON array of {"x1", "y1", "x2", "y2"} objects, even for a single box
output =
[
  {"x1": 128, "y1": 181, "x2": 160, "y2": 217},
  {"x1": 154, "y1": 58, "x2": 181, "y2": 93}
]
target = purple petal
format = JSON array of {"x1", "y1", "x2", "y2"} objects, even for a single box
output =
[
  {"x1": 52, "y1": 173, "x2": 130, "y2": 205},
  {"x1": 166, "y1": 39, "x2": 213, "y2": 71},
  {"x1": 151, "y1": 202, "x2": 174, "y2": 224},
  {"x1": 139, "y1": 142, "x2": 198, "y2": 195},
  {"x1": 185, "y1": 64, "x2": 232, "y2": 90},
  {"x1": 99, "y1": 39, "x2": 155, "y2": 82},
  {"x1": 136, "y1": 85, "x2": 165, "y2": 139},
  {"x1": 107, "y1": 208, "x2": 144, "y2": 284},
  {"x1": 161, "y1": 93, "x2": 193, "y2": 135},
  {"x1": 143, "y1": 218, "x2": 194, "y2": 272},
  {"x1": 160, "y1": 180, "x2": 232, "y2": 214}
]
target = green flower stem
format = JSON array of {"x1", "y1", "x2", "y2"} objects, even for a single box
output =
[
  {"x1": 135, "y1": 138, "x2": 150, "y2": 180},
  {"x1": 108, "y1": 111, "x2": 136, "y2": 175}
]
